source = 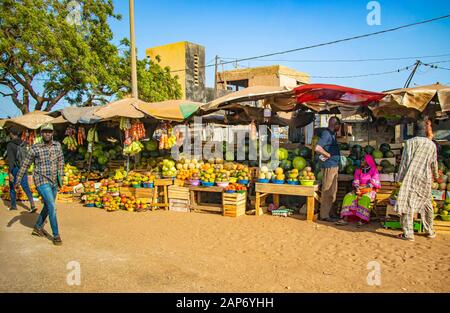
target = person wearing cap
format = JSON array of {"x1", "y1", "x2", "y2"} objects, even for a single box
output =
[
  {"x1": 15, "y1": 123, "x2": 65, "y2": 245},
  {"x1": 6, "y1": 126, "x2": 36, "y2": 212}
]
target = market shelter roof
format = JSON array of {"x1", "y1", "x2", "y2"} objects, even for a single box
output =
[
  {"x1": 60, "y1": 106, "x2": 105, "y2": 124},
  {"x1": 5, "y1": 110, "x2": 57, "y2": 130},
  {"x1": 93, "y1": 98, "x2": 145, "y2": 119},
  {"x1": 371, "y1": 83, "x2": 450, "y2": 117},
  {"x1": 200, "y1": 86, "x2": 295, "y2": 113},
  {"x1": 133, "y1": 99, "x2": 202, "y2": 122},
  {"x1": 294, "y1": 84, "x2": 386, "y2": 107}
]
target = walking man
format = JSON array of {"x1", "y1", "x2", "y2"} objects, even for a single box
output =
[
  {"x1": 15, "y1": 123, "x2": 65, "y2": 245},
  {"x1": 315, "y1": 117, "x2": 341, "y2": 222},
  {"x1": 6, "y1": 127, "x2": 36, "y2": 212},
  {"x1": 395, "y1": 119, "x2": 438, "y2": 241}
]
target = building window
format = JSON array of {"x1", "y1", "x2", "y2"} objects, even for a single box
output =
[
  {"x1": 226, "y1": 79, "x2": 248, "y2": 91},
  {"x1": 193, "y1": 54, "x2": 199, "y2": 86}
]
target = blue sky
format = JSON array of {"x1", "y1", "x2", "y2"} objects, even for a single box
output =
[{"x1": 1, "y1": 0, "x2": 449, "y2": 117}]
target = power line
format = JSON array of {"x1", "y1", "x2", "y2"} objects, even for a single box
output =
[
  {"x1": 220, "y1": 53, "x2": 450, "y2": 63},
  {"x1": 280, "y1": 64, "x2": 413, "y2": 79},
  {"x1": 423, "y1": 63, "x2": 450, "y2": 71},
  {"x1": 169, "y1": 14, "x2": 450, "y2": 73}
]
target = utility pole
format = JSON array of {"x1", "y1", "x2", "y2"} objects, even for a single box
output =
[
  {"x1": 404, "y1": 60, "x2": 421, "y2": 88},
  {"x1": 214, "y1": 55, "x2": 219, "y2": 98},
  {"x1": 129, "y1": 0, "x2": 138, "y2": 98}
]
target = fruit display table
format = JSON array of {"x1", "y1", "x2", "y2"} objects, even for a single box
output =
[
  {"x1": 152, "y1": 178, "x2": 174, "y2": 211},
  {"x1": 189, "y1": 185, "x2": 224, "y2": 213},
  {"x1": 254, "y1": 183, "x2": 320, "y2": 221}
]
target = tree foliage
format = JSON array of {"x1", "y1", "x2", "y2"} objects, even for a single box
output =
[{"x1": 0, "y1": 0, "x2": 182, "y2": 114}]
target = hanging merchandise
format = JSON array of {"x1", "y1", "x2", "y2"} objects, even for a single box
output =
[
  {"x1": 77, "y1": 126, "x2": 86, "y2": 145},
  {"x1": 156, "y1": 122, "x2": 176, "y2": 150},
  {"x1": 63, "y1": 125, "x2": 78, "y2": 151},
  {"x1": 87, "y1": 127, "x2": 99, "y2": 143},
  {"x1": 119, "y1": 117, "x2": 131, "y2": 131},
  {"x1": 130, "y1": 120, "x2": 146, "y2": 141},
  {"x1": 123, "y1": 140, "x2": 143, "y2": 156},
  {"x1": 250, "y1": 121, "x2": 257, "y2": 141}
]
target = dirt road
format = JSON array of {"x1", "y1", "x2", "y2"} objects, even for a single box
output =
[{"x1": 1, "y1": 202, "x2": 449, "y2": 292}]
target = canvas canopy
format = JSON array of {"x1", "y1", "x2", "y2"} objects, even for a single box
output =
[
  {"x1": 371, "y1": 83, "x2": 450, "y2": 117},
  {"x1": 133, "y1": 99, "x2": 202, "y2": 122},
  {"x1": 94, "y1": 98, "x2": 145, "y2": 119},
  {"x1": 200, "y1": 86, "x2": 295, "y2": 113},
  {"x1": 4, "y1": 110, "x2": 57, "y2": 130},
  {"x1": 61, "y1": 106, "x2": 104, "y2": 124}
]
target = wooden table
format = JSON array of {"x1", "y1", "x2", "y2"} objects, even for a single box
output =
[
  {"x1": 189, "y1": 185, "x2": 224, "y2": 213},
  {"x1": 152, "y1": 178, "x2": 173, "y2": 211},
  {"x1": 255, "y1": 183, "x2": 320, "y2": 221}
]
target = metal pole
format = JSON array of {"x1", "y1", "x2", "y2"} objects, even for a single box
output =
[
  {"x1": 404, "y1": 60, "x2": 421, "y2": 88},
  {"x1": 129, "y1": 0, "x2": 138, "y2": 98},
  {"x1": 214, "y1": 55, "x2": 219, "y2": 98}
]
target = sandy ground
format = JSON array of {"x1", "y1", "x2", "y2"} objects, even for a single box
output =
[{"x1": 0, "y1": 200, "x2": 449, "y2": 293}]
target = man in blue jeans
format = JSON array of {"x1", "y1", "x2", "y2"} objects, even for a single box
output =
[
  {"x1": 6, "y1": 127, "x2": 36, "y2": 212},
  {"x1": 15, "y1": 123, "x2": 65, "y2": 246}
]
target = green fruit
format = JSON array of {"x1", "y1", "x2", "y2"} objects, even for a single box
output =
[
  {"x1": 384, "y1": 151, "x2": 394, "y2": 158},
  {"x1": 364, "y1": 145, "x2": 375, "y2": 155},
  {"x1": 372, "y1": 150, "x2": 384, "y2": 159},
  {"x1": 346, "y1": 165, "x2": 356, "y2": 175},
  {"x1": 292, "y1": 156, "x2": 307, "y2": 171},
  {"x1": 379, "y1": 143, "x2": 391, "y2": 154},
  {"x1": 78, "y1": 146, "x2": 87, "y2": 155},
  {"x1": 145, "y1": 140, "x2": 158, "y2": 152}
]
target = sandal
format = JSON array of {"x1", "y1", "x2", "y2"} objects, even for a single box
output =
[
  {"x1": 335, "y1": 219, "x2": 348, "y2": 226},
  {"x1": 397, "y1": 233, "x2": 414, "y2": 241}
]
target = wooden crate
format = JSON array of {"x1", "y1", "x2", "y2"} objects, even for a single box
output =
[
  {"x1": 119, "y1": 187, "x2": 135, "y2": 197},
  {"x1": 434, "y1": 220, "x2": 450, "y2": 234},
  {"x1": 168, "y1": 185, "x2": 190, "y2": 201},
  {"x1": 222, "y1": 192, "x2": 246, "y2": 217},
  {"x1": 174, "y1": 179, "x2": 186, "y2": 187},
  {"x1": 169, "y1": 198, "x2": 190, "y2": 212},
  {"x1": 135, "y1": 188, "x2": 153, "y2": 198}
]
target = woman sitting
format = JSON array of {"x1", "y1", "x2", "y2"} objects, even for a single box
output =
[{"x1": 336, "y1": 154, "x2": 381, "y2": 227}]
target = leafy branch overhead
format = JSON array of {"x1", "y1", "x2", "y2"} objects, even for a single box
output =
[{"x1": 0, "y1": 0, "x2": 181, "y2": 114}]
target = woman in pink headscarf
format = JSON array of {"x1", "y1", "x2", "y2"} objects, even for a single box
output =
[{"x1": 336, "y1": 154, "x2": 381, "y2": 227}]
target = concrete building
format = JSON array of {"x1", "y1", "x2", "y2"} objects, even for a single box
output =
[
  {"x1": 146, "y1": 41, "x2": 206, "y2": 102},
  {"x1": 216, "y1": 65, "x2": 310, "y2": 91}
]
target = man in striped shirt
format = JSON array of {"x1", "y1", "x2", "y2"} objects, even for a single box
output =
[{"x1": 15, "y1": 123, "x2": 65, "y2": 246}]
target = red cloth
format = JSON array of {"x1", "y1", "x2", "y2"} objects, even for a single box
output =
[{"x1": 294, "y1": 84, "x2": 386, "y2": 105}]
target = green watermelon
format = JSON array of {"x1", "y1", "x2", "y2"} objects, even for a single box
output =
[
  {"x1": 379, "y1": 143, "x2": 391, "y2": 154},
  {"x1": 384, "y1": 151, "x2": 394, "y2": 158},
  {"x1": 114, "y1": 145, "x2": 122, "y2": 153},
  {"x1": 78, "y1": 146, "x2": 87, "y2": 155},
  {"x1": 372, "y1": 150, "x2": 384, "y2": 159},
  {"x1": 364, "y1": 145, "x2": 375, "y2": 155},
  {"x1": 98, "y1": 156, "x2": 108, "y2": 165},
  {"x1": 383, "y1": 165, "x2": 395, "y2": 174},
  {"x1": 297, "y1": 147, "x2": 312, "y2": 159},
  {"x1": 339, "y1": 143, "x2": 349, "y2": 150},
  {"x1": 149, "y1": 151, "x2": 159, "y2": 158},
  {"x1": 276, "y1": 148, "x2": 289, "y2": 160},
  {"x1": 438, "y1": 162, "x2": 447, "y2": 172},
  {"x1": 317, "y1": 171, "x2": 323, "y2": 182},
  {"x1": 346, "y1": 165, "x2": 356, "y2": 175},
  {"x1": 145, "y1": 140, "x2": 158, "y2": 152},
  {"x1": 292, "y1": 156, "x2": 307, "y2": 171},
  {"x1": 380, "y1": 160, "x2": 392, "y2": 168},
  {"x1": 280, "y1": 159, "x2": 292, "y2": 171}
]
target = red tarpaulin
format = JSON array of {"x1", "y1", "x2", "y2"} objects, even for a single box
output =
[{"x1": 294, "y1": 84, "x2": 386, "y2": 106}]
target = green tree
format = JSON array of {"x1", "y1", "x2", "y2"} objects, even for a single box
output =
[{"x1": 0, "y1": 0, "x2": 182, "y2": 114}]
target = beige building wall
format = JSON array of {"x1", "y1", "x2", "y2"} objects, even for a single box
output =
[{"x1": 216, "y1": 65, "x2": 309, "y2": 91}]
